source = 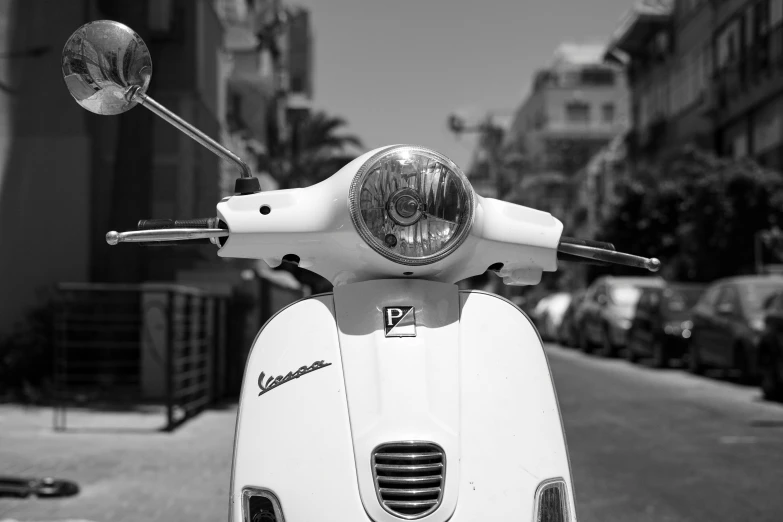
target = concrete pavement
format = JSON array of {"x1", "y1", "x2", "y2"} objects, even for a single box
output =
[{"x1": 0, "y1": 404, "x2": 236, "y2": 522}]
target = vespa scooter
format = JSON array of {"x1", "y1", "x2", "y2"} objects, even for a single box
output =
[{"x1": 62, "y1": 20, "x2": 659, "y2": 522}]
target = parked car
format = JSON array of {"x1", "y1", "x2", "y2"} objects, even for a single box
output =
[
  {"x1": 578, "y1": 276, "x2": 665, "y2": 356},
  {"x1": 533, "y1": 292, "x2": 572, "y2": 342},
  {"x1": 625, "y1": 283, "x2": 705, "y2": 368},
  {"x1": 558, "y1": 289, "x2": 586, "y2": 347},
  {"x1": 758, "y1": 289, "x2": 783, "y2": 400},
  {"x1": 689, "y1": 275, "x2": 783, "y2": 381}
]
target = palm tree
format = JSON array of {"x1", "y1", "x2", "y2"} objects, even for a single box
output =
[{"x1": 281, "y1": 111, "x2": 364, "y2": 189}]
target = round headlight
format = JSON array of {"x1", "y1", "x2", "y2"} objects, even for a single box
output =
[{"x1": 349, "y1": 145, "x2": 475, "y2": 266}]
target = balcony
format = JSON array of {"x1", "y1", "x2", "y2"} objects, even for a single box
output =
[
  {"x1": 714, "y1": 25, "x2": 783, "y2": 120},
  {"x1": 605, "y1": 0, "x2": 673, "y2": 59}
]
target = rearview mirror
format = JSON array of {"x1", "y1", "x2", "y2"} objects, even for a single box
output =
[{"x1": 62, "y1": 20, "x2": 152, "y2": 115}]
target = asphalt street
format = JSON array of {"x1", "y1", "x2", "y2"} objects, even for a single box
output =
[{"x1": 549, "y1": 343, "x2": 783, "y2": 522}]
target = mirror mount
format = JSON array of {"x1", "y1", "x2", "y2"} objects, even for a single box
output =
[{"x1": 62, "y1": 20, "x2": 260, "y2": 195}]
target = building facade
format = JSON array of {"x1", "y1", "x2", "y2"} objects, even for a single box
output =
[
  {"x1": 502, "y1": 43, "x2": 629, "y2": 215},
  {"x1": 0, "y1": 0, "x2": 313, "y2": 338},
  {"x1": 605, "y1": 0, "x2": 714, "y2": 165},
  {"x1": 605, "y1": 0, "x2": 783, "y2": 171},
  {"x1": 713, "y1": 0, "x2": 783, "y2": 169}
]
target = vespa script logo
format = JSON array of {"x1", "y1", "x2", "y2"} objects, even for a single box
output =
[
  {"x1": 257, "y1": 360, "x2": 332, "y2": 397},
  {"x1": 383, "y1": 306, "x2": 416, "y2": 337}
]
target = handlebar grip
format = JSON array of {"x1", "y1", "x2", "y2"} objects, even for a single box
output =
[
  {"x1": 557, "y1": 252, "x2": 611, "y2": 267},
  {"x1": 140, "y1": 239, "x2": 213, "y2": 247},
  {"x1": 137, "y1": 218, "x2": 212, "y2": 230},
  {"x1": 135, "y1": 218, "x2": 214, "y2": 246},
  {"x1": 560, "y1": 236, "x2": 615, "y2": 251}
]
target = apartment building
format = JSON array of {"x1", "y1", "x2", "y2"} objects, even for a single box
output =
[
  {"x1": 713, "y1": 0, "x2": 783, "y2": 168},
  {"x1": 500, "y1": 43, "x2": 629, "y2": 215},
  {"x1": 604, "y1": 0, "x2": 714, "y2": 164}
]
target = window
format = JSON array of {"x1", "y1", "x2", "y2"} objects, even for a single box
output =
[
  {"x1": 602, "y1": 103, "x2": 615, "y2": 123},
  {"x1": 581, "y1": 67, "x2": 615, "y2": 86},
  {"x1": 717, "y1": 21, "x2": 741, "y2": 69},
  {"x1": 753, "y1": 97, "x2": 782, "y2": 153},
  {"x1": 565, "y1": 101, "x2": 590, "y2": 124},
  {"x1": 639, "y1": 89, "x2": 651, "y2": 128},
  {"x1": 773, "y1": 0, "x2": 783, "y2": 27},
  {"x1": 733, "y1": 132, "x2": 749, "y2": 157},
  {"x1": 699, "y1": 285, "x2": 722, "y2": 309},
  {"x1": 715, "y1": 286, "x2": 741, "y2": 315}
]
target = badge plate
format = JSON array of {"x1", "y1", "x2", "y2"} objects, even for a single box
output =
[{"x1": 383, "y1": 306, "x2": 416, "y2": 337}]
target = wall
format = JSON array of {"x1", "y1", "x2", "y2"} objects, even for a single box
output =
[{"x1": 0, "y1": 0, "x2": 90, "y2": 333}]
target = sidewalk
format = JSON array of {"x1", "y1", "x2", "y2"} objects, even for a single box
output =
[{"x1": 0, "y1": 403, "x2": 237, "y2": 522}]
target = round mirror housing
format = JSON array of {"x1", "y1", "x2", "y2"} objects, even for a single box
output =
[{"x1": 61, "y1": 20, "x2": 152, "y2": 115}]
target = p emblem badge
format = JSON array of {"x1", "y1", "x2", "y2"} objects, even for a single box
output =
[{"x1": 383, "y1": 306, "x2": 416, "y2": 337}]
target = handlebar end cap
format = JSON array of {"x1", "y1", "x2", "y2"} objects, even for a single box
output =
[
  {"x1": 646, "y1": 257, "x2": 661, "y2": 272},
  {"x1": 106, "y1": 231, "x2": 119, "y2": 246}
]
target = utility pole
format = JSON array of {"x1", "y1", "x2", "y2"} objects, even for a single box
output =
[
  {"x1": 447, "y1": 113, "x2": 508, "y2": 200},
  {"x1": 448, "y1": 113, "x2": 528, "y2": 299}
]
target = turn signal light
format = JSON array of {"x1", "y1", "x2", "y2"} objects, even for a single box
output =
[
  {"x1": 242, "y1": 487, "x2": 284, "y2": 522},
  {"x1": 534, "y1": 478, "x2": 569, "y2": 522}
]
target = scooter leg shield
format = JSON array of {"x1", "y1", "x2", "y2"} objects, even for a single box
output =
[
  {"x1": 229, "y1": 294, "x2": 367, "y2": 521},
  {"x1": 230, "y1": 282, "x2": 576, "y2": 522}
]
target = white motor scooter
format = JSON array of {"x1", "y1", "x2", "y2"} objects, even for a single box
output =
[{"x1": 62, "y1": 21, "x2": 659, "y2": 522}]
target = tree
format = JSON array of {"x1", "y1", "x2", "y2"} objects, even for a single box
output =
[
  {"x1": 592, "y1": 145, "x2": 783, "y2": 283},
  {"x1": 276, "y1": 111, "x2": 364, "y2": 189}
]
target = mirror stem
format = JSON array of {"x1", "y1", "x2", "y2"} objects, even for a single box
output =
[{"x1": 134, "y1": 91, "x2": 261, "y2": 194}]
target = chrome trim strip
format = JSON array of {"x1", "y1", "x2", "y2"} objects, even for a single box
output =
[
  {"x1": 375, "y1": 463, "x2": 443, "y2": 472},
  {"x1": 375, "y1": 452, "x2": 444, "y2": 459},
  {"x1": 385, "y1": 500, "x2": 439, "y2": 508},
  {"x1": 379, "y1": 487, "x2": 442, "y2": 496},
  {"x1": 377, "y1": 475, "x2": 442, "y2": 484},
  {"x1": 371, "y1": 440, "x2": 446, "y2": 520}
]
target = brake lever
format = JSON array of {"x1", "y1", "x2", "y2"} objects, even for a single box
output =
[
  {"x1": 557, "y1": 242, "x2": 661, "y2": 272},
  {"x1": 106, "y1": 228, "x2": 229, "y2": 245}
]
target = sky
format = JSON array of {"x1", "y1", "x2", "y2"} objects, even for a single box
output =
[{"x1": 293, "y1": 0, "x2": 635, "y2": 170}]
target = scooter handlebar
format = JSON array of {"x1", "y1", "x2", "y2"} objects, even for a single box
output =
[
  {"x1": 557, "y1": 240, "x2": 661, "y2": 273},
  {"x1": 105, "y1": 217, "x2": 227, "y2": 246}
]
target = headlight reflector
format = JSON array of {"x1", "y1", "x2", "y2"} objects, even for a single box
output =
[{"x1": 349, "y1": 145, "x2": 475, "y2": 266}]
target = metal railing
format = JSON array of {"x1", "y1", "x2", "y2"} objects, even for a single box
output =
[{"x1": 53, "y1": 283, "x2": 229, "y2": 432}]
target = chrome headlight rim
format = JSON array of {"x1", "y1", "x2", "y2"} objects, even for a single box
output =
[{"x1": 348, "y1": 144, "x2": 476, "y2": 267}]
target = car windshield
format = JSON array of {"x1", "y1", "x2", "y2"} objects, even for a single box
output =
[
  {"x1": 609, "y1": 285, "x2": 642, "y2": 307},
  {"x1": 665, "y1": 288, "x2": 703, "y2": 314},
  {"x1": 740, "y1": 281, "x2": 783, "y2": 314}
]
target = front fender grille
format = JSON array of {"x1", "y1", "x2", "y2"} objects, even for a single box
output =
[{"x1": 372, "y1": 441, "x2": 445, "y2": 519}]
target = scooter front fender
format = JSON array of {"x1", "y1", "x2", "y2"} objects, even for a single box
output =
[{"x1": 230, "y1": 281, "x2": 576, "y2": 522}]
